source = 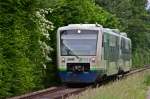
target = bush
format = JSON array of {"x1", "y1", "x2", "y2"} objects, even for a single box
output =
[
  {"x1": 0, "y1": 1, "x2": 53, "y2": 98},
  {"x1": 49, "y1": 0, "x2": 120, "y2": 28},
  {"x1": 144, "y1": 74, "x2": 150, "y2": 86},
  {"x1": 132, "y1": 48, "x2": 150, "y2": 68}
]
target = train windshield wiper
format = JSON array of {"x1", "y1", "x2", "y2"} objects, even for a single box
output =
[{"x1": 63, "y1": 43, "x2": 79, "y2": 59}]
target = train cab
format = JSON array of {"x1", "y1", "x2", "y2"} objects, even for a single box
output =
[{"x1": 57, "y1": 24, "x2": 103, "y2": 83}]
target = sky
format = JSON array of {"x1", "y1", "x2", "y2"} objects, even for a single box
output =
[{"x1": 147, "y1": 0, "x2": 150, "y2": 10}]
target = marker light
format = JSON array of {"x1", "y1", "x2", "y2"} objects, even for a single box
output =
[
  {"x1": 77, "y1": 30, "x2": 81, "y2": 33},
  {"x1": 91, "y1": 57, "x2": 96, "y2": 63},
  {"x1": 61, "y1": 57, "x2": 65, "y2": 63}
]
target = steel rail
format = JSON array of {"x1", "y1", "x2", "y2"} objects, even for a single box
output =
[{"x1": 9, "y1": 86, "x2": 66, "y2": 99}]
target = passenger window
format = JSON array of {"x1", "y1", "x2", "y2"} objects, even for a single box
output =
[
  {"x1": 125, "y1": 40, "x2": 129, "y2": 50},
  {"x1": 109, "y1": 35, "x2": 116, "y2": 47},
  {"x1": 104, "y1": 33, "x2": 107, "y2": 43}
]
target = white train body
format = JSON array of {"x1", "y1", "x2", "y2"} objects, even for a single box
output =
[{"x1": 57, "y1": 24, "x2": 132, "y2": 83}]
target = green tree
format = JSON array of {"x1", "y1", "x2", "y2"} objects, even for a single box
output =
[
  {"x1": 96, "y1": 0, "x2": 150, "y2": 66},
  {"x1": 0, "y1": 0, "x2": 53, "y2": 98},
  {"x1": 49, "y1": 0, "x2": 120, "y2": 28}
]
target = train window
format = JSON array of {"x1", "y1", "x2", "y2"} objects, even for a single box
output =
[
  {"x1": 129, "y1": 41, "x2": 131, "y2": 51},
  {"x1": 121, "y1": 37, "x2": 131, "y2": 60},
  {"x1": 121, "y1": 38, "x2": 126, "y2": 50},
  {"x1": 109, "y1": 35, "x2": 116, "y2": 47},
  {"x1": 102, "y1": 32, "x2": 108, "y2": 47},
  {"x1": 60, "y1": 30, "x2": 98, "y2": 56},
  {"x1": 110, "y1": 35, "x2": 119, "y2": 61},
  {"x1": 104, "y1": 33, "x2": 108, "y2": 43},
  {"x1": 103, "y1": 33, "x2": 120, "y2": 61},
  {"x1": 103, "y1": 33, "x2": 109, "y2": 60},
  {"x1": 125, "y1": 40, "x2": 129, "y2": 50}
]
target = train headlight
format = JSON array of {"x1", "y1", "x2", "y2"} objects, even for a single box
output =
[
  {"x1": 61, "y1": 57, "x2": 65, "y2": 63},
  {"x1": 91, "y1": 57, "x2": 96, "y2": 63},
  {"x1": 77, "y1": 29, "x2": 81, "y2": 33}
]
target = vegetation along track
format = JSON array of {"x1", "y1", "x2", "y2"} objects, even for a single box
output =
[{"x1": 9, "y1": 66, "x2": 150, "y2": 99}]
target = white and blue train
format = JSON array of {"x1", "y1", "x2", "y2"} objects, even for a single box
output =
[{"x1": 57, "y1": 24, "x2": 132, "y2": 83}]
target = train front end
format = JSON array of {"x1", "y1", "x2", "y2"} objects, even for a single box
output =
[{"x1": 57, "y1": 24, "x2": 102, "y2": 83}]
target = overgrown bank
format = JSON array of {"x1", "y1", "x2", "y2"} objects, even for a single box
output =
[{"x1": 68, "y1": 70, "x2": 150, "y2": 99}]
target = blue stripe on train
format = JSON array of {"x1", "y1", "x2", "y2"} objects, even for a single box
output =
[{"x1": 59, "y1": 71, "x2": 99, "y2": 83}]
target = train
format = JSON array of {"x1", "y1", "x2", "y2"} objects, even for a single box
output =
[{"x1": 57, "y1": 24, "x2": 132, "y2": 84}]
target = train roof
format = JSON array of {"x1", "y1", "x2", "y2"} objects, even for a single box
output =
[
  {"x1": 103, "y1": 28, "x2": 130, "y2": 40},
  {"x1": 58, "y1": 24, "x2": 130, "y2": 40},
  {"x1": 58, "y1": 24, "x2": 103, "y2": 30},
  {"x1": 103, "y1": 28, "x2": 119, "y2": 36}
]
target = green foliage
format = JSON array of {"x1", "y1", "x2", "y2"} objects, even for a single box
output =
[
  {"x1": 132, "y1": 48, "x2": 150, "y2": 68},
  {"x1": 0, "y1": 0, "x2": 54, "y2": 98},
  {"x1": 49, "y1": 0, "x2": 120, "y2": 28},
  {"x1": 144, "y1": 74, "x2": 150, "y2": 86},
  {"x1": 96, "y1": 0, "x2": 150, "y2": 67}
]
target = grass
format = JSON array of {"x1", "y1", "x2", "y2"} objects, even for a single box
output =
[
  {"x1": 68, "y1": 70, "x2": 150, "y2": 99},
  {"x1": 144, "y1": 74, "x2": 150, "y2": 86}
]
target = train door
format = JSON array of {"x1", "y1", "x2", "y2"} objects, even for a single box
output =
[
  {"x1": 102, "y1": 33, "x2": 109, "y2": 75},
  {"x1": 102, "y1": 32, "x2": 120, "y2": 75},
  {"x1": 121, "y1": 38, "x2": 131, "y2": 72},
  {"x1": 108, "y1": 35, "x2": 119, "y2": 75}
]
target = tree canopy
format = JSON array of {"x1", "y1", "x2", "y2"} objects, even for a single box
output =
[{"x1": 0, "y1": 0, "x2": 54, "y2": 98}]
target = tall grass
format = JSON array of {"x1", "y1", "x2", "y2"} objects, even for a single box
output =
[
  {"x1": 68, "y1": 70, "x2": 150, "y2": 99},
  {"x1": 132, "y1": 48, "x2": 150, "y2": 68},
  {"x1": 144, "y1": 74, "x2": 150, "y2": 86}
]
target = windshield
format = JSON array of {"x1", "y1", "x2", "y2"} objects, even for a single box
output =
[{"x1": 60, "y1": 30, "x2": 98, "y2": 56}]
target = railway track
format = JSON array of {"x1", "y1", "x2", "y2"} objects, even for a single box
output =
[
  {"x1": 125, "y1": 65, "x2": 150, "y2": 77},
  {"x1": 9, "y1": 86, "x2": 86, "y2": 99},
  {"x1": 9, "y1": 66, "x2": 150, "y2": 99}
]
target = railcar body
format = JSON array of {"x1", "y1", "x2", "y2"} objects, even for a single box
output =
[{"x1": 57, "y1": 24, "x2": 132, "y2": 83}]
